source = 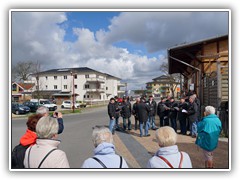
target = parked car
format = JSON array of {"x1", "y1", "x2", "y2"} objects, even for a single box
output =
[
  {"x1": 23, "y1": 101, "x2": 40, "y2": 112},
  {"x1": 61, "y1": 100, "x2": 80, "y2": 109},
  {"x1": 76, "y1": 101, "x2": 87, "y2": 108},
  {"x1": 12, "y1": 104, "x2": 30, "y2": 115},
  {"x1": 30, "y1": 99, "x2": 57, "y2": 111}
]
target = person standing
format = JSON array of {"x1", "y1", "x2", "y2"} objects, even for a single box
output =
[
  {"x1": 146, "y1": 95, "x2": 158, "y2": 130},
  {"x1": 136, "y1": 97, "x2": 150, "y2": 137},
  {"x1": 108, "y1": 98, "x2": 117, "y2": 134},
  {"x1": 36, "y1": 106, "x2": 64, "y2": 134},
  {"x1": 169, "y1": 97, "x2": 178, "y2": 132},
  {"x1": 81, "y1": 126, "x2": 128, "y2": 168},
  {"x1": 114, "y1": 96, "x2": 121, "y2": 131},
  {"x1": 12, "y1": 114, "x2": 43, "y2": 168},
  {"x1": 23, "y1": 116, "x2": 70, "y2": 168},
  {"x1": 147, "y1": 126, "x2": 192, "y2": 168},
  {"x1": 195, "y1": 106, "x2": 222, "y2": 168},
  {"x1": 178, "y1": 97, "x2": 188, "y2": 135},
  {"x1": 157, "y1": 98, "x2": 169, "y2": 127},
  {"x1": 121, "y1": 97, "x2": 132, "y2": 131},
  {"x1": 132, "y1": 98, "x2": 140, "y2": 130},
  {"x1": 187, "y1": 95, "x2": 198, "y2": 137}
]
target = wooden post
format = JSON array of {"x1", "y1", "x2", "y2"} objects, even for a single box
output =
[{"x1": 217, "y1": 60, "x2": 222, "y2": 108}]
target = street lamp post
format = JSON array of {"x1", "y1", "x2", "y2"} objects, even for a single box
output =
[{"x1": 71, "y1": 71, "x2": 75, "y2": 113}]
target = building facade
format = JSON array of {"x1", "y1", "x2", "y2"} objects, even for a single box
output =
[
  {"x1": 12, "y1": 82, "x2": 35, "y2": 102},
  {"x1": 146, "y1": 75, "x2": 180, "y2": 98},
  {"x1": 31, "y1": 67, "x2": 126, "y2": 104}
]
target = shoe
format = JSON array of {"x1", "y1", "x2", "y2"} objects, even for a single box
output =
[
  {"x1": 144, "y1": 134, "x2": 151, "y2": 137},
  {"x1": 191, "y1": 135, "x2": 196, "y2": 138}
]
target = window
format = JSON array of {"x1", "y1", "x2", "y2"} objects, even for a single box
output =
[
  {"x1": 64, "y1": 75, "x2": 67, "y2": 79},
  {"x1": 12, "y1": 84, "x2": 17, "y2": 91},
  {"x1": 54, "y1": 85, "x2": 57, "y2": 89},
  {"x1": 45, "y1": 85, "x2": 48, "y2": 89},
  {"x1": 64, "y1": 85, "x2": 67, "y2": 89},
  {"x1": 74, "y1": 74, "x2": 77, "y2": 79},
  {"x1": 85, "y1": 74, "x2": 89, "y2": 78},
  {"x1": 84, "y1": 95, "x2": 86, "y2": 98},
  {"x1": 87, "y1": 95, "x2": 89, "y2": 98},
  {"x1": 54, "y1": 76, "x2": 57, "y2": 80},
  {"x1": 74, "y1": 85, "x2": 77, "y2": 89},
  {"x1": 106, "y1": 87, "x2": 108, "y2": 90},
  {"x1": 85, "y1": 84, "x2": 90, "y2": 89}
]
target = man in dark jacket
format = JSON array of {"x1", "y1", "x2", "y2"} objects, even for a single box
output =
[
  {"x1": 178, "y1": 97, "x2": 188, "y2": 135},
  {"x1": 157, "y1": 97, "x2": 169, "y2": 127},
  {"x1": 136, "y1": 98, "x2": 150, "y2": 137},
  {"x1": 132, "y1": 98, "x2": 140, "y2": 130},
  {"x1": 108, "y1": 98, "x2": 117, "y2": 134},
  {"x1": 146, "y1": 95, "x2": 158, "y2": 130},
  {"x1": 114, "y1": 96, "x2": 122, "y2": 131},
  {"x1": 169, "y1": 97, "x2": 178, "y2": 132},
  {"x1": 187, "y1": 95, "x2": 198, "y2": 137},
  {"x1": 121, "y1": 97, "x2": 132, "y2": 131}
]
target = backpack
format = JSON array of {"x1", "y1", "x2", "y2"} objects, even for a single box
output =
[{"x1": 11, "y1": 144, "x2": 29, "y2": 169}]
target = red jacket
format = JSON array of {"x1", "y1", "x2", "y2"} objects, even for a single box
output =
[{"x1": 20, "y1": 129, "x2": 37, "y2": 146}]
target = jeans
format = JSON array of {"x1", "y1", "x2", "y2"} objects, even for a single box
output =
[
  {"x1": 191, "y1": 120, "x2": 198, "y2": 136},
  {"x1": 115, "y1": 116, "x2": 120, "y2": 129},
  {"x1": 139, "y1": 121, "x2": 149, "y2": 137},
  {"x1": 109, "y1": 118, "x2": 116, "y2": 133},
  {"x1": 189, "y1": 119, "x2": 198, "y2": 136},
  {"x1": 170, "y1": 118, "x2": 177, "y2": 132},
  {"x1": 149, "y1": 115, "x2": 156, "y2": 129},
  {"x1": 123, "y1": 117, "x2": 132, "y2": 130}
]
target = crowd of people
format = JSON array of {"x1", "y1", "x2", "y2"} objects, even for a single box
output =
[
  {"x1": 108, "y1": 94, "x2": 201, "y2": 138},
  {"x1": 12, "y1": 93, "x2": 222, "y2": 169},
  {"x1": 108, "y1": 94, "x2": 222, "y2": 168}
]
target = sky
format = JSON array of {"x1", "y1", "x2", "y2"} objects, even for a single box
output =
[{"x1": 11, "y1": 10, "x2": 229, "y2": 90}]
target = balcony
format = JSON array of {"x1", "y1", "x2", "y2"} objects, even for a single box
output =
[
  {"x1": 86, "y1": 88, "x2": 105, "y2": 93},
  {"x1": 86, "y1": 77, "x2": 105, "y2": 83},
  {"x1": 117, "y1": 83, "x2": 126, "y2": 87}
]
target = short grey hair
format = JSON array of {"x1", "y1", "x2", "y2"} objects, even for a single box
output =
[
  {"x1": 92, "y1": 126, "x2": 113, "y2": 147},
  {"x1": 36, "y1": 116, "x2": 58, "y2": 139},
  {"x1": 189, "y1": 95, "x2": 196, "y2": 101},
  {"x1": 155, "y1": 126, "x2": 177, "y2": 147},
  {"x1": 205, "y1": 106, "x2": 216, "y2": 115},
  {"x1": 36, "y1": 106, "x2": 49, "y2": 116}
]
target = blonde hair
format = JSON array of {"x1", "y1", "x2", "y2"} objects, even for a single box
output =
[
  {"x1": 36, "y1": 116, "x2": 58, "y2": 139},
  {"x1": 155, "y1": 126, "x2": 177, "y2": 147},
  {"x1": 92, "y1": 126, "x2": 113, "y2": 147}
]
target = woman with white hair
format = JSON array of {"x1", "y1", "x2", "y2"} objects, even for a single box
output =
[
  {"x1": 195, "y1": 106, "x2": 222, "y2": 168},
  {"x1": 147, "y1": 126, "x2": 192, "y2": 168},
  {"x1": 81, "y1": 126, "x2": 128, "y2": 168},
  {"x1": 23, "y1": 116, "x2": 70, "y2": 168}
]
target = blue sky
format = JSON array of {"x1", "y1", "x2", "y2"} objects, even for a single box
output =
[
  {"x1": 12, "y1": 11, "x2": 229, "y2": 89},
  {"x1": 59, "y1": 11, "x2": 163, "y2": 58}
]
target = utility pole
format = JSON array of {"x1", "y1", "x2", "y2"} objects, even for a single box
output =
[{"x1": 71, "y1": 71, "x2": 75, "y2": 113}]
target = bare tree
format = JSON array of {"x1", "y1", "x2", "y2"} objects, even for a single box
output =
[
  {"x1": 159, "y1": 62, "x2": 180, "y2": 98},
  {"x1": 12, "y1": 61, "x2": 35, "y2": 82}
]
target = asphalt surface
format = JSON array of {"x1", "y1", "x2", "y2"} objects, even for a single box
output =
[{"x1": 11, "y1": 105, "x2": 229, "y2": 169}]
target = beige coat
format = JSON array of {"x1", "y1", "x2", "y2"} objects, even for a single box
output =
[{"x1": 24, "y1": 139, "x2": 70, "y2": 168}]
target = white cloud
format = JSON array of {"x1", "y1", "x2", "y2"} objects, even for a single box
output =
[{"x1": 11, "y1": 11, "x2": 228, "y2": 90}]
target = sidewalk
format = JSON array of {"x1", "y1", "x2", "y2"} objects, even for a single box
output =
[{"x1": 114, "y1": 125, "x2": 229, "y2": 169}]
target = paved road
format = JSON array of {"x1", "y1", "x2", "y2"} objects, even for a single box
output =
[{"x1": 11, "y1": 105, "x2": 229, "y2": 169}]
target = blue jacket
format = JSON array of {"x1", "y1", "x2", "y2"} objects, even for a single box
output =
[
  {"x1": 81, "y1": 142, "x2": 128, "y2": 168},
  {"x1": 195, "y1": 114, "x2": 222, "y2": 151}
]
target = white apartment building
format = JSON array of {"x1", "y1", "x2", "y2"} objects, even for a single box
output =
[{"x1": 31, "y1": 67, "x2": 126, "y2": 104}]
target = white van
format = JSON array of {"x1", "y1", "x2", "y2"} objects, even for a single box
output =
[{"x1": 30, "y1": 99, "x2": 57, "y2": 111}]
